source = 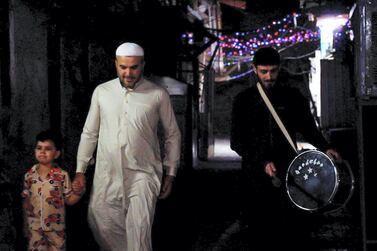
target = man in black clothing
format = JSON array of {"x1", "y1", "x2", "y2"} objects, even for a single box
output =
[{"x1": 230, "y1": 46, "x2": 340, "y2": 250}]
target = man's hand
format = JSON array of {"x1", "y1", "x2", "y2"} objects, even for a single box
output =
[
  {"x1": 265, "y1": 161, "x2": 282, "y2": 187},
  {"x1": 326, "y1": 148, "x2": 342, "y2": 162},
  {"x1": 72, "y1": 173, "x2": 86, "y2": 195},
  {"x1": 159, "y1": 175, "x2": 175, "y2": 199},
  {"x1": 264, "y1": 162, "x2": 277, "y2": 177}
]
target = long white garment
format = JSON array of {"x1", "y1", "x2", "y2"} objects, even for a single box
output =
[{"x1": 76, "y1": 78, "x2": 181, "y2": 250}]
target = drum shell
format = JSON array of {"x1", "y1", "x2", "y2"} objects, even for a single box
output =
[{"x1": 285, "y1": 149, "x2": 354, "y2": 212}]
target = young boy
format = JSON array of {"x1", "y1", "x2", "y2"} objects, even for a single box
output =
[{"x1": 22, "y1": 129, "x2": 82, "y2": 251}]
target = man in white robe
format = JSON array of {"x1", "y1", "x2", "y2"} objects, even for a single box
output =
[{"x1": 72, "y1": 42, "x2": 181, "y2": 251}]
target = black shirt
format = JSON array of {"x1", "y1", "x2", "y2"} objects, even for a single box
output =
[{"x1": 231, "y1": 82, "x2": 330, "y2": 180}]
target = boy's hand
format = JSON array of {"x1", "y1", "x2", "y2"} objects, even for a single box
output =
[
  {"x1": 24, "y1": 200, "x2": 35, "y2": 217},
  {"x1": 22, "y1": 199, "x2": 33, "y2": 238}
]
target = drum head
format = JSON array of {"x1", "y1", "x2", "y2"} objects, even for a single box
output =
[{"x1": 286, "y1": 149, "x2": 338, "y2": 211}]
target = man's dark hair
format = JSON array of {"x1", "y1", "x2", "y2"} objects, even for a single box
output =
[
  {"x1": 36, "y1": 129, "x2": 62, "y2": 150},
  {"x1": 253, "y1": 46, "x2": 281, "y2": 66}
]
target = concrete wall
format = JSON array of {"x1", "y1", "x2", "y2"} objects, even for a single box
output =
[
  {"x1": 0, "y1": 0, "x2": 50, "y2": 249},
  {"x1": 2, "y1": 0, "x2": 50, "y2": 180}
]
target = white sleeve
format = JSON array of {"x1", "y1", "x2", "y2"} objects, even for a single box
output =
[
  {"x1": 76, "y1": 87, "x2": 100, "y2": 173},
  {"x1": 159, "y1": 90, "x2": 181, "y2": 176}
]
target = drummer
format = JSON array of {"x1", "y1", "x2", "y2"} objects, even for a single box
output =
[{"x1": 230, "y1": 46, "x2": 341, "y2": 251}]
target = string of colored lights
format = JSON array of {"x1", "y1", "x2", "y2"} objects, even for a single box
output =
[
  {"x1": 220, "y1": 13, "x2": 319, "y2": 57},
  {"x1": 218, "y1": 13, "x2": 321, "y2": 80}
]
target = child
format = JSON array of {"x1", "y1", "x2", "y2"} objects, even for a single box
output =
[{"x1": 22, "y1": 129, "x2": 82, "y2": 251}]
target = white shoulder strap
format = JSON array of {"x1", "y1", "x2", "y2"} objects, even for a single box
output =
[{"x1": 256, "y1": 82, "x2": 298, "y2": 154}]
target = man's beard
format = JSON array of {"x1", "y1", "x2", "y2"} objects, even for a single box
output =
[
  {"x1": 263, "y1": 80, "x2": 276, "y2": 89},
  {"x1": 119, "y1": 76, "x2": 138, "y2": 88}
]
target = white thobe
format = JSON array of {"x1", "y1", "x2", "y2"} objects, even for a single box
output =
[{"x1": 76, "y1": 78, "x2": 181, "y2": 251}]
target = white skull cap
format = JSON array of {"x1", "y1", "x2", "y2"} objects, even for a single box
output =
[{"x1": 115, "y1": 42, "x2": 144, "y2": 56}]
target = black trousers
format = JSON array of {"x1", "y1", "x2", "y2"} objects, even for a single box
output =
[{"x1": 239, "y1": 166, "x2": 317, "y2": 251}]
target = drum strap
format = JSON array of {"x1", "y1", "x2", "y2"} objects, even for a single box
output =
[{"x1": 257, "y1": 82, "x2": 298, "y2": 154}]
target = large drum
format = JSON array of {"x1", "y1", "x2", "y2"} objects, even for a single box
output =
[{"x1": 285, "y1": 149, "x2": 354, "y2": 212}]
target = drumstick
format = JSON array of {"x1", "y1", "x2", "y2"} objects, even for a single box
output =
[{"x1": 271, "y1": 174, "x2": 282, "y2": 188}]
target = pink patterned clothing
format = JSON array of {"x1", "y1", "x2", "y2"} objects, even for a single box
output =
[{"x1": 22, "y1": 164, "x2": 73, "y2": 232}]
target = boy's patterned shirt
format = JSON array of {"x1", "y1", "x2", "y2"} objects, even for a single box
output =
[{"x1": 22, "y1": 164, "x2": 73, "y2": 231}]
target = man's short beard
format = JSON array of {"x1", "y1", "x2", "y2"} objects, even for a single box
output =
[
  {"x1": 263, "y1": 81, "x2": 276, "y2": 89},
  {"x1": 119, "y1": 76, "x2": 141, "y2": 89}
]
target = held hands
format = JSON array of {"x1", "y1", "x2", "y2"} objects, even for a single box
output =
[
  {"x1": 72, "y1": 173, "x2": 86, "y2": 196},
  {"x1": 159, "y1": 175, "x2": 175, "y2": 199}
]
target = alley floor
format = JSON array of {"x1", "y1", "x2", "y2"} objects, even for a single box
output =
[
  {"x1": 153, "y1": 162, "x2": 361, "y2": 251},
  {"x1": 59, "y1": 158, "x2": 362, "y2": 251},
  {"x1": 8, "y1": 138, "x2": 362, "y2": 251}
]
